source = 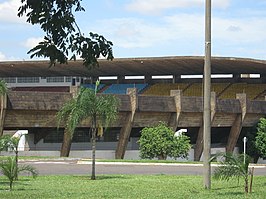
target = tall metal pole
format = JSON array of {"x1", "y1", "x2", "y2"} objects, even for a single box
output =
[{"x1": 203, "y1": 0, "x2": 211, "y2": 189}]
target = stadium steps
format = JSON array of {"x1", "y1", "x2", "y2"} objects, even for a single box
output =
[
  {"x1": 217, "y1": 83, "x2": 232, "y2": 98},
  {"x1": 102, "y1": 84, "x2": 148, "y2": 94},
  {"x1": 254, "y1": 88, "x2": 266, "y2": 100},
  {"x1": 183, "y1": 83, "x2": 202, "y2": 97},
  {"x1": 98, "y1": 85, "x2": 110, "y2": 93},
  {"x1": 143, "y1": 83, "x2": 189, "y2": 96}
]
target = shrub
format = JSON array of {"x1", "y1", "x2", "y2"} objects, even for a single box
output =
[{"x1": 138, "y1": 122, "x2": 191, "y2": 160}]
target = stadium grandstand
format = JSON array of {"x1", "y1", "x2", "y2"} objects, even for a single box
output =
[{"x1": 0, "y1": 56, "x2": 265, "y2": 161}]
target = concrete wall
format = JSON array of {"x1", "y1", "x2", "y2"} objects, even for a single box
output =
[
  {"x1": 3, "y1": 147, "x2": 262, "y2": 163},
  {"x1": 27, "y1": 135, "x2": 139, "y2": 151}
]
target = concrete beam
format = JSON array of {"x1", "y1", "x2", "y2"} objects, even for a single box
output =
[
  {"x1": 194, "y1": 92, "x2": 216, "y2": 161},
  {"x1": 0, "y1": 93, "x2": 7, "y2": 136},
  {"x1": 226, "y1": 93, "x2": 247, "y2": 153},
  {"x1": 115, "y1": 88, "x2": 137, "y2": 159},
  {"x1": 169, "y1": 90, "x2": 182, "y2": 132}
]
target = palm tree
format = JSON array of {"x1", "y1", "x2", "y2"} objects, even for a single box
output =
[
  {"x1": 0, "y1": 156, "x2": 38, "y2": 191},
  {"x1": 57, "y1": 82, "x2": 120, "y2": 180},
  {"x1": 0, "y1": 135, "x2": 20, "y2": 166},
  {"x1": 210, "y1": 152, "x2": 251, "y2": 194}
]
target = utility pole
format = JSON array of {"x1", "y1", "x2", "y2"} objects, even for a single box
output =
[{"x1": 203, "y1": 0, "x2": 211, "y2": 189}]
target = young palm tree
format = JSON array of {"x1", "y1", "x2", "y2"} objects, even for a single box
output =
[
  {"x1": 0, "y1": 135, "x2": 21, "y2": 180},
  {"x1": 0, "y1": 135, "x2": 20, "y2": 165},
  {"x1": 0, "y1": 156, "x2": 38, "y2": 191},
  {"x1": 211, "y1": 152, "x2": 251, "y2": 193},
  {"x1": 57, "y1": 83, "x2": 120, "y2": 180}
]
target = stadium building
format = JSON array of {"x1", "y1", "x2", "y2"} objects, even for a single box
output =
[{"x1": 0, "y1": 56, "x2": 265, "y2": 160}]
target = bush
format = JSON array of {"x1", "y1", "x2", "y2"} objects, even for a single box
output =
[
  {"x1": 138, "y1": 123, "x2": 191, "y2": 160},
  {"x1": 255, "y1": 118, "x2": 266, "y2": 158},
  {"x1": 0, "y1": 157, "x2": 38, "y2": 191}
]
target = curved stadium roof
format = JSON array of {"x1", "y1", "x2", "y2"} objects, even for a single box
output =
[{"x1": 0, "y1": 56, "x2": 266, "y2": 77}]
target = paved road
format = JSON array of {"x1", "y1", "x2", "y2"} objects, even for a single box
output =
[{"x1": 18, "y1": 159, "x2": 266, "y2": 176}]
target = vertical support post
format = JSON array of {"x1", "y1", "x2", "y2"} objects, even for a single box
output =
[
  {"x1": 226, "y1": 93, "x2": 246, "y2": 153},
  {"x1": 203, "y1": 0, "x2": 212, "y2": 189},
  {"x1": 169, "y1": 90, "x2": 182, "y2": 131},
  {"x1": 0, "y1": 93, "x2": 7, "y2": 136},
  {"x1": 243, "y1": 137, "x2": 247, "y2": 164},
  {"x1": 194, "y1": 92, "x2": 216, "y2": 161},
  {"x1": 115, "y1": 88, "x2": 137, "y2": 159}
]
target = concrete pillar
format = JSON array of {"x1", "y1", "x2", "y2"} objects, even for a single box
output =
[
  {"x1": 173, "y1": 75, "x2": 181, "y2": 83},
  {"x1": 144, "y1": 75, "x2": 152, "y2": 84},
  {"x1": 117, "y1": 76, "x2": 124, "y2": 84},
  {"x1": 90, "y1": 77, "x2": 98, "y2": 84},
  {"x1": 169, "y1": 90, "x2": 182, "y2": 132},
  {"x1": 70, "y1": 86, "x2": 79, "y2": 97},
  {"x1": 233, "y1": 74, "x2": 241, "y2": 82},
  {"x1": 0, "y1": 93, "x2": 7, "y2": 136},
  {"x1": 194, "y1": 92, "x2": 216, "y2": 161},
  {"x1": 115, "y1": 88, "x2": 137, "y2": 159},
  {"x1": 226, "y1": 93, "x2": 247, "y2": 153}
]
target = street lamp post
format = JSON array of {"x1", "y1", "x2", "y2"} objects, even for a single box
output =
[
  {"x1": 243, "y1": 137, "x2": 247, "y2": 164},
  {"x1": 203, "y1": 0, "x2": 212, "y2": 189}
]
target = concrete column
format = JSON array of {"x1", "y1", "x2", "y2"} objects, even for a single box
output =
[
  {"x1": 115, "y1": 88, "x2": 137, "y2": 159},
  {"x1": 70, "y1": 86, "x2": 79, "y2": 97},
  {"x1": 173, "y1": 75, "x2": 181, "y2": 83},
  {"x1": 117, "y1": 76, "x2": 124, "y2": 84},
  {"x1": 226, "y1": 93, "x2": 247, "y2": 153},
  {"x1": 169, "y1": 90, "x2": 182, "y2": 132},
  {"x1": 144, "y1": 75, "x2": 152, "y2": 84},
  {"x1": 90, "y1": 77, "x2": 98, "y2": 84},
  {"x1": 194, "y1": 92, "x2": 216, "y2": 161},
  {"x1": 0, "y1": 93, "x2": 7, "y2": 136}
]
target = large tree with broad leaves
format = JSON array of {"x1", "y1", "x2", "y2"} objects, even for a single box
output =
[{"x1": 18, "y1": 0, "x2": 113, "y2": 68}]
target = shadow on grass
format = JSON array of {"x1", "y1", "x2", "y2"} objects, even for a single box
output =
[
  {"x1": 0, "y1": 179, "x2": 35, "y2": 191},
  {"x1": 212, "y1": 185, "x2": 241, "y2": 191},
  {"x1": 72, "y1": 175, "x2": 131, "y2": 181},
  {"x1": 216, "y1": 191, "x2": 244, "y2": 196}
]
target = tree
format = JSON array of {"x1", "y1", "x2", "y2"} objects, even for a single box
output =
[
  {"x1": 0, "y1": 156, "x2": 38, "y2": 191},
  {"x1": 138, "y1": 122, "x2": 191, "y2": 160},
  {"x1": 210, "y1": 153, "x2": 252, "y2": 194},
  {"x1": 0, "y1": 135, "x2": 21, "y2": 164},
  {"x1": 0, "y1": 80, "x2": 7, "y2": 95},
  {"x1": 0, "y1": 80, "x2": 7, "y2": 136},
  {"x1": 255, "y1": 118, "x2": 266, "y2": 158},
  {"x1": 57, "y1": 83, "x2": 120, "y2": 180},
  {"x1": 18, "y1": 0, "x2": 113, "y2": 68},
  {"x1": 242, "y1": 125, "x2": 261, "y2": 163}
]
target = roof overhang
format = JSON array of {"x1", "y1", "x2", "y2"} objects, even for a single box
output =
[{"x1": 0, "y1": 56, "x2": 265, "y2": 77}]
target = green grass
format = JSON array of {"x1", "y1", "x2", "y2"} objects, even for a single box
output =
[{"x1": 0, "y1": 175, "x2": 265, "y2": 198}]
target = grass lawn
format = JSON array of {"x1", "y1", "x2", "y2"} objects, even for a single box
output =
[{"x1": 0, "y1": 175, "x2": 265, "y2": 199}]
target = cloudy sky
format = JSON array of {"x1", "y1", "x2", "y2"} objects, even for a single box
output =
[{"x1": 0, "y1": 0, "x2": 266, "y2": 61}]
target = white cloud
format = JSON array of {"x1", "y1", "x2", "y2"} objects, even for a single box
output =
[
  {"x1": 125, "y1": 0, "x2": 230, "y2": 15},
  {"x1": 0, "y1": 0, "x2": 26, "y2": 23},
  {"x1": 0, "y1": 52, "x2": 7, "y2": 61},
  {"x1": 93, "y1": 18, "x2": 179, "y2": 48},
  {"x1": 94, "y1": 14, "x2": 205, "y2": 49},
  {"x1": 90, "y1": 12, "x2": 266, "y2": 60},
  {"x1": 212, "y1": 17, "x2": 266, "y2": 44},
  {"x1": 22, "y1": 37, "x2": 43, "y2": 49}
]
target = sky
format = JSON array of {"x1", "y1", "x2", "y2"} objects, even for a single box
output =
[{"x1": 0, "y1": 0, "x2": 266, "y2": 61}]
